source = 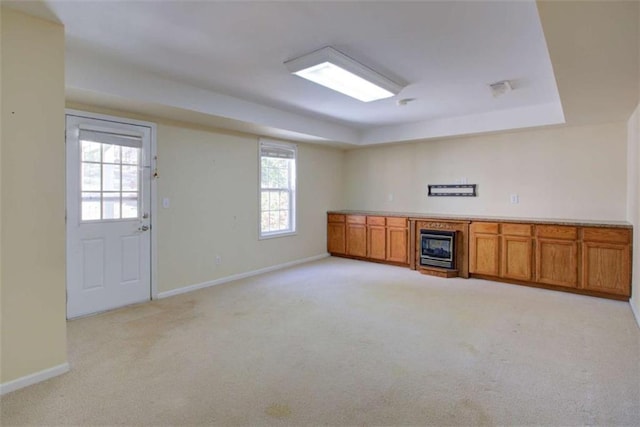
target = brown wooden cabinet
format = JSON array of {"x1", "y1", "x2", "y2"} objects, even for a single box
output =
[
  {"x1": 535, "y1": 225, "x2": 579, "y2": 288},
  {"x1": 367, "y1": 216, "x2": 387, "y2": 260},
  {"x1": 327, "y1": 214, "x2": 346, "y2": 255},
  {"x1": 469, "y1": 222, "x2": 500, "y2": 276},
  {"x1": 581, "y1": 228, "x2": 631, "y2": 296},
  {"x1": 501, "y1": 224, "x2": 533, "y2": 281},
  {"x1": 469, "y1": 221, "x2": 631, "y2": 299},
  {"x1": 346, "y1": 215, "x2": 367, "y2": 257},
  {"x1": 330, "y1": 212, "x2": 631, "y2": 300},
  {"x1": 469, "y1": 223, "x2": 533, "y2": 280},
  {"x1": 386, "y1": 217, "x2": 408, "y2": 263},
  {"x1": 328, "y1": 213, "x2": 408, "y2": 266}
]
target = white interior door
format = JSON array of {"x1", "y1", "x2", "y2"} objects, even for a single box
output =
[{"x1": 66, "y1": 114, "x2": 152, "y2": 319}]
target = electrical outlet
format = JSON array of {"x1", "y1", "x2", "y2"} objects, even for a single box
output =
[
  {"x1": 387, "y1": 193, "x2": 394, "y2": 202},
  {"x1": 510, "y1": 194, "x2": 519, "y2": 204},
  {"x1": 162, "y1": 197, "x2": 170, "y2": 208},
  {"x1": 215, "y1": 255, "x2": 221, "y2": 265}
]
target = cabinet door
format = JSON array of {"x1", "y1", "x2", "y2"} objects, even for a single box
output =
[
  {"x1": 346, "y1": 224, "x2": 367, "y2": 257},
  {"x1": 581, "y1": 242, "x2": 630, "y2": 296},
  {"x1": 501, "y1": 236, "x2": 532, "y2": 280},
  {"x1": 368, "y1": 226, "x2": 386, "y2": 260},
  {"x1": 386, "y1": 227, "x2": 408, "y2": 264},
  {"x1": 535, "y1": 239, "x2": 578, "y2": 288},
  {"x1": 469, "y1": 233, "x2": 500, "y2": 276},
  {"x1": 327, "y1": 223, "x2": 346, "y2": 254}
]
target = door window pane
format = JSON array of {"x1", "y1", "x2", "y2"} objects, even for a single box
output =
[
  {"x1": 102, "y1": 164, "x2": 121, "y2": 191},
  {"x1": 81, "y1": 141, "x2": 101, "y2": 162},
  {"x1": 122, "y1": 192, "x2": 138, "y2": 218},
  {"x1": 102, "y1": 144, "x2": 121, "y2": 164},
  {"x1": 81, "y1": 192, "x2": 101, "y2": 220},
  {"x1": 103, "y1": 193, "x2": 121, "y2": 219},
  {"x1": 81, "y1": 163, "x2": 101, "y2": 191},
  {"x1": 122, "y1": 166, "x2": 138, "y2": 191},
  {"x1": 121, "y1": 146, "x2": 140, "y2": 165}
]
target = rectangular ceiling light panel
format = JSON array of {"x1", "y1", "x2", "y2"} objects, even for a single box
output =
[{"x1": 285, "y1": 47, "x2": 404, "y2": 102}]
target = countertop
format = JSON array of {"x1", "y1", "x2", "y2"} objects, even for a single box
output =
[{"x1": 327, "y1": 210, "x2": 633, "y2": 228}]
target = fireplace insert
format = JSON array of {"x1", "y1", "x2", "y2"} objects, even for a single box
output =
[{"x1": 420, "y1": 230, "x2": 456, "y2": 269}]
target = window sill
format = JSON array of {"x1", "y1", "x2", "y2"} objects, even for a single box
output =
[{"x1": 259, "y1": 231, "x2": 297, "y2": 240}]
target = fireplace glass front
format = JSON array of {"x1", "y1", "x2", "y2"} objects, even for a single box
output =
[{"x1": 420, "y1": 230, "x2": 456, "y2": 269}]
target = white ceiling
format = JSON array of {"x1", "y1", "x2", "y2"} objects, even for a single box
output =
[{"x1": 7, "y1": 1, "x2": 636, "y2": 146}]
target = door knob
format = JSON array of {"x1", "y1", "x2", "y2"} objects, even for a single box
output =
[{"x1": 138, "y1": 225, "x2": 149, "y2": 232}]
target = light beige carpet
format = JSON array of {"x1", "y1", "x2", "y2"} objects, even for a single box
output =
[{"x1": 1, "y1": 257, "x2": 639, "y2": 426}]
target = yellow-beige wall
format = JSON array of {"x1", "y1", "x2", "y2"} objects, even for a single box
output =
[
  {"x1": 344, "y1": 122, "x2": 628, "y2": 221},
  {"x1": 157, "y1": 125, "x2": 344, "y2": 293},
  {"x1": 0, "y1": 8, "x2": 67, "y2": 383},
  {"x1": 65, "y1": 104, "x2": 345, "y2": 294}
]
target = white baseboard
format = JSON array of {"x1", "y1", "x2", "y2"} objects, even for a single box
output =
[
  {"x1": 157, "y1": 253, "x2": 330, "y2": 299},
  {"x1": 0, "y1": 363, "x2": 70, "y2": 396},
  {"x1": 630, "y1": 300, "x2": 640, "y2": 329}
]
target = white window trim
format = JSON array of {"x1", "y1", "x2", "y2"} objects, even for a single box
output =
[{"x1": 258, "y1": 138, "x2": 297, "y2": 239}]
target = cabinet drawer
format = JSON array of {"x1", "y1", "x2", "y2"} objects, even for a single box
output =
[
  {"x1": 328, "y1": 214, "x2": 345, "y2": 223},
  {"x1": 386, "y1": 217, "x2": 407, "y2": 228},
  {"x1": 347, "y1": 215, "x2": 366, "y2": 224},
  {"x1": 501, "y1": 223, "x2": 532, "y2": 236},
  {"x1": 470, "y1": 222, "x2": 499, "y2": 234},
  {"x1": 536, "y1": 225, "x2": 577, "y2": 240},
  {"x1": 367, "y1": 216, "x2": 386, "y2": 226},
  {"x1": 583, "y1": 227, "x2": 630, "y2": 244}
]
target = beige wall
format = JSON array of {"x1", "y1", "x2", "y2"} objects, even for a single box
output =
[
  {"x1": 344, "y1": 122, "x2": 628, "y2": 221},
  {"x1": 65, "y1": 104, "x2": 345, "y2": 294},
  {"x1": 156, "y1": 123, "x2": 344, "y2": 292},
  {"x1": 0, "y1": 9, "x2": 67, "y2": 383},
  {"x1": 627, "y1": 105, "x2": 640, "y2": 324}
]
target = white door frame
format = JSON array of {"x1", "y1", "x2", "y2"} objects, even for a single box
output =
[{"x1": 65, "y1": 109, "x2": 159, "y2": 301}]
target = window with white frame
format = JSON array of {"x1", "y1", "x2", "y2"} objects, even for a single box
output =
[
  {"x1": 259, "y1": 139, "x2": 296, "y2": 237},
  {"x1": 79, "y1": 129, "x2": 142, "y2": 221}
]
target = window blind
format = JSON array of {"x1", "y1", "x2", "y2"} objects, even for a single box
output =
[
  {"x1": 260, "y1": 141, "x2": 296, "y2": 159},
  {"x1": 79, "y1": 129, "x2": 142, "y2": 148}
]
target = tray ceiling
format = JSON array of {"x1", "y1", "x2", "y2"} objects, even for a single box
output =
[{"x1": 6, "y1": 1, "x2": 638, "y2": 145}]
